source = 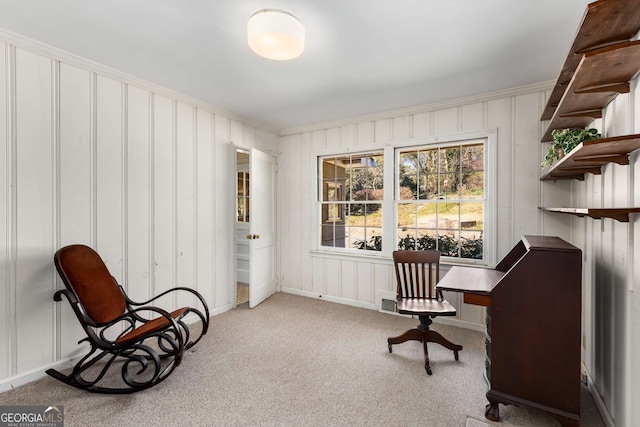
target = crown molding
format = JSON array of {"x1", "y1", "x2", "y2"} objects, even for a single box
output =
[
  {"x1": 280, "y1": 80, "x2": 554, "y2": 136},
  {"x1": 0, "y1": 27, "x2": 280, "y2": 136}
]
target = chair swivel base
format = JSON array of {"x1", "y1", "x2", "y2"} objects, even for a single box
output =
[{"x1": 387, "y1": 317, "x2": 462, "y2": 375}]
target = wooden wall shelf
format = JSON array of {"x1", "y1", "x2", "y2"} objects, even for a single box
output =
[
  {"x1": 539, "y1": 207, "x2": 640, "y2": 223},
  {"x1": 541, "y1": 134, "x2": 640, "y2": 181},
  {"x1": 541, "y1": 41, "x2": 640, "y2": 142},
  {"x1": 542, "y1": 0, "x2": 640, "y2": 120},
  {"x1": 540, "y1": 0, "x2": 640, "y2": 232}
]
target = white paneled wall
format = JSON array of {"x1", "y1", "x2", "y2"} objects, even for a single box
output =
[
  {"x1": 0, "y1": 39, "x2": 277, "y2": 388},
  {"x1": 278, "y1": 84, "x2": 554, "y2": 327},
  {"x1": 632, "y1": 80, "x2": 640, "y2": 427},
  {"x1": 563, "y1": 75, "x2": 640, "y2": 427},
  {"x1": 0, "y1": 42, "x2": 8, "y2": 381}
]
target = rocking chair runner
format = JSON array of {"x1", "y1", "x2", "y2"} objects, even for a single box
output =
[
  {"x1": 387, "y1": 250, "x2": 462, "y2": 375},
  {"x1": 46, "y1": 244, "x2": 210, "y2": 394}
]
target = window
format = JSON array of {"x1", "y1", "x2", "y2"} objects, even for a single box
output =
[
  {"x1": 319, "y1": 152, "x2": 384, "y2": 251},
  {"x1": 397, "y1": 141, "x2": 484, "y2": 260},
  {"x1": 317, "y1": 134, "x2": 492, "y2": 263}
]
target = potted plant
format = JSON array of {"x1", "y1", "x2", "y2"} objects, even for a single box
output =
[{"x1": 541, "y1": 128, "x2": 601, "y2": 168}]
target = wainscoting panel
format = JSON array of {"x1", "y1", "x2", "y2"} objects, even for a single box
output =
[
  {"x1": 176, "y1": 102, "x2": 196, "y2": 310},
  {"x1": 213, "y1": 114, "x2": 232, "y2": 309},
  {"x1": 95, "y1": 75, "x2": 125, "y2": 280},
  {"x1": 461, "y1": 102, "x2": 485, "y2": 132},
  {"x1": 195, "y1": 108, "x2": 214, "y2": 307},
  {"x1": 126, "y1": 85, "x2": 152, "y2": 303},
  {"x1": 356, "y1": 262, "x2": 374, "y2": 305},
  {"x1": 632, "y1": 78, "x2": 640, "y2": 427},
  {"x1": 433, "y1": 106, "x2": 459, "y2": 135},
  {"x1": 325, "y1": 258, "x2": 342, "y2": 297},
  {"x1": 374, "y1": 118, "x2": 391, "y2": 144},
  {"x1": 412, "y1": 111, "x2": 432, "y2": 138},
  {"x1": 0, "y1": 41, "x2": 9, "y2": 381},
  {"x1": 311, "y1": 256, "x2": 325, "y2": 295},
  {"x1": 512, "y1": 92, "x2": 542, "y2": 238},
  {"x1": 340, "y1": 260, "x2": 356, "y2": 301},
  {"x1": 152, "y1": 94, "x2": 175, "y2": 310},
  {"x1": 58, "y1": 62, "x2": 93, "y2": 361},
  {"x1": 300, "y1": 138, "x2": 313, "y2": 293},
  {"x1": 14, "y1": 47, "x2": 55, "y2": 374},
  {"x1": 487, "y1": 97, "x2": 514, "y2": 255}
]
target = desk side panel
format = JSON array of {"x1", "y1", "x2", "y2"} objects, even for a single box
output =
[{"x1": 490, "y1": 248, "x2": 582, "y2": 416}]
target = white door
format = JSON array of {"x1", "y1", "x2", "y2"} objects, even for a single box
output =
[{"x1": 249, "y1": 148, "x2": 277, "y2": 308}]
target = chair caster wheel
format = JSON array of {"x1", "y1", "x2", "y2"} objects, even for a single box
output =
[
  {"x1": 454, "y1": 351, "x2": 459, "y2": 361},
  {"x1": 388, "y1": 344, "x2": 393, "y2": 353},
  {"x1": 426, "y1": 367, "x2": 432, "y2": 375}
]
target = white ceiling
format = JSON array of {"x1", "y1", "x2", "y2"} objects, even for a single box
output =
[{"x1": 0, "y1": 0, "x2": 591, "y2": 132}]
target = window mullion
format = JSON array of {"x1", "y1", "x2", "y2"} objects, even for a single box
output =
[{"x1": 381, "y1": 145, "x2": 395, "y2": 256}]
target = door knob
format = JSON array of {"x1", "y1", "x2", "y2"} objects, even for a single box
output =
[
  {"x1": 254, "y1": 234, "x2": 260, "y2": 239},
  {"x1": 246, "y1": 234, "x2": 260, "y2": 240}
]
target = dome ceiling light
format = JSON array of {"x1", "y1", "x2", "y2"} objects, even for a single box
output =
[{"x1": 247, "y1": 9, "x2": 305, "y2": 60}]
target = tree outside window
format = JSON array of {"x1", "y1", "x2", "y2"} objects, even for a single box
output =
[{"x1": 397, "y1": 141, "x2": 484, "y2": 259}]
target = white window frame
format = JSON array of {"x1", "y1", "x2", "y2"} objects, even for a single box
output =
[
  {"x1": 313, "y1": 129, "x2": 497, "y2": 267},
  {"x1": 316, "y1": 149, "x2": 386, "y2": 256}
]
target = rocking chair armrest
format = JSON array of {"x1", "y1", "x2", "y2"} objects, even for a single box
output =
[
  {"x1": 53, "y1": 288, "x2": 76, "y2": 303},
  {"x1": 52, "y1": 288, "x2": 103, "y2": 329}
]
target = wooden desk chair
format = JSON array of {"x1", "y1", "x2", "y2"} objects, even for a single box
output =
[
  {"x1": 387, "y1": 250, "x2": 462, "y2": 375},
  {"x1": 47, "y1": 244, "x2": 209, "y2": 393}
]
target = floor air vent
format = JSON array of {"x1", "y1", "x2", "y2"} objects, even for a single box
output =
[{"x1": 380, "y1": 298, "x2": 398, "y2": 313}]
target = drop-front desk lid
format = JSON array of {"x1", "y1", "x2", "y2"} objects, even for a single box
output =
[
  {"x1": 436, "y1": 235, "x2": 580, "y2": 297},
  {"x1": 436, "y1": 266, "x2": 504, "y2": 296}
]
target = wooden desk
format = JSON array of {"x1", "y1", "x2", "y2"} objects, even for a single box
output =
[{"x1": 437, "y1": 235, "x2": 582, "y2": 427}]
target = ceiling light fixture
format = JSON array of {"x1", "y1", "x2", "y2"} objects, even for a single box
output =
[{"x1": 247, "y1": 9, "x2": 305, "y2": 60}]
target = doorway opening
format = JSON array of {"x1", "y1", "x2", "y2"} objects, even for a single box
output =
[
  {"x1": 233, "y1": 146, "x2": 277, "y2": 308},
  {"x1": 236, "y1": 149, "x2": 250, "y2": 306}
]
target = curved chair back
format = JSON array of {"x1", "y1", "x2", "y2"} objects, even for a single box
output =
[
  {"x1": 392, "y1": 250, "x2": 440, "y2": 300},
  {"x1": 54, "y1": 244, "x2": 126, "y2": 324}
]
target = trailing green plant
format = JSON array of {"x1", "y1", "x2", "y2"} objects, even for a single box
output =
[
  {"x1": 353, "y1": 235, "x2": 382, "y2": 251},
  {"x1": 399, "y1": 233, "x2": 483, "y2": 258},
  {"x1": 541, "y1": 128, "x2": 600, "y2": 168},
  {"x1": 355, "y1": 233, "x2": 483, "y2": 259}
]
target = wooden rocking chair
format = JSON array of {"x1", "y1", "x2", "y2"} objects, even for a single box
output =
[{"x1": 46, "y1": 244, "x2": 209, "y2": 394}]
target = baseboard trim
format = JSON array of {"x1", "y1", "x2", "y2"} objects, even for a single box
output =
[
  {"x1": 280, "y1": 288, "x2": 378, "y2": 311},
  {"x1": 586, "y1": 373, "x2": 615, "y2": 427},
  {"x1": 0, "y1": 358, "x2": 76, "y2": 393},
  {"x1": 0, "y1": 307, "x2": 223, "y2": 394},
  {"x1": 281, "y1": 288, "x2": 486, "y2": 332}
]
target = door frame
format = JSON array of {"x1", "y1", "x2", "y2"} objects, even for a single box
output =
[{"x1": 231, "y1": 143, "x2": 279, "y2": 308}]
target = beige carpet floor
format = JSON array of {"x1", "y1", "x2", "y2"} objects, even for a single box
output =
[{"x1": 0, "y1": 293, "x2": 605, "y2": 427}]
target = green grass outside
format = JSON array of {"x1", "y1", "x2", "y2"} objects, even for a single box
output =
[{"x1": 347, "y1": 201, "x2": 484, "y2": 230}]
